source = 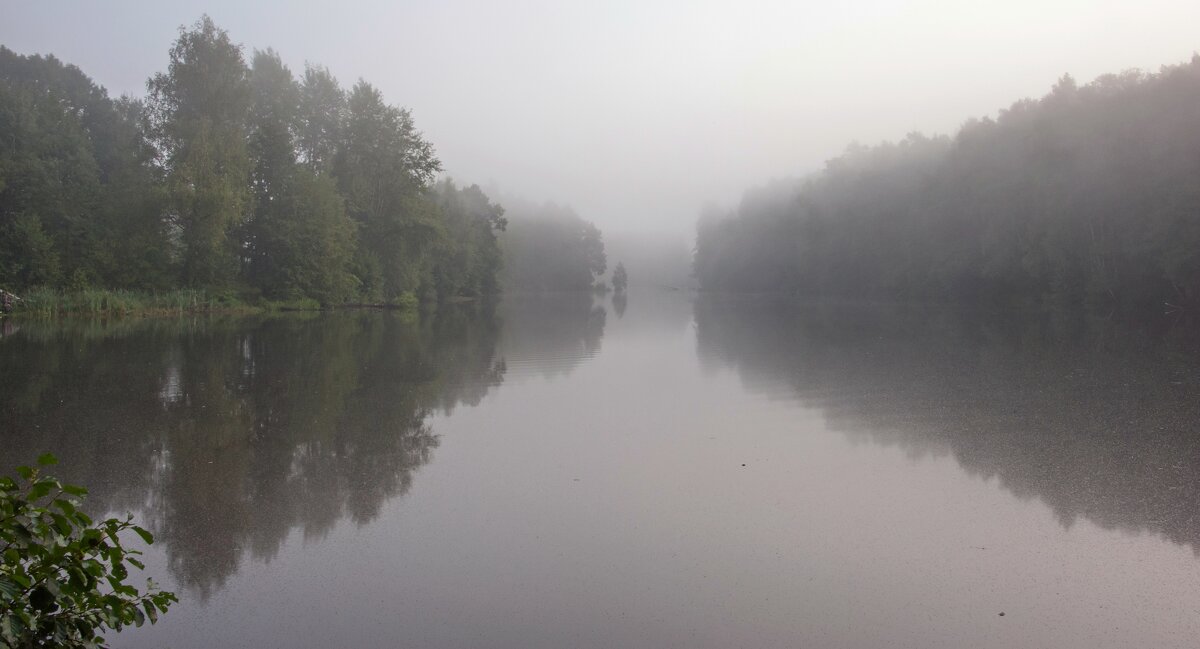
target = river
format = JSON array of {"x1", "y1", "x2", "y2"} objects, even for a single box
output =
[{"x1": 2, "y1": 292, "x2": 1199, "y2": 648}]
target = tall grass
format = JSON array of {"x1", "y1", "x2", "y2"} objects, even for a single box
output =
[{"x1": 12, "y1": 288, "x2": 252, "y2": 318}]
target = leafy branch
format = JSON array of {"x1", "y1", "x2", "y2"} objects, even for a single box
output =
[{"x1": 0, "y1": 454, "x2": 176, "y2": 648}]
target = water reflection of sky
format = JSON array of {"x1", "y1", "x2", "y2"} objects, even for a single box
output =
[{"x1": 3, "y1": 294, "x2": 1199, "y2": 648}]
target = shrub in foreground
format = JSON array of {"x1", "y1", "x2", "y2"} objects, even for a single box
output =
[{"x1": 0, "y1": 455, "x2": 176, "y2": 648}]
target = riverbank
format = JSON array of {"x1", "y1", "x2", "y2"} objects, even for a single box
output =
[
  {"x1": 0, "y1": 288, "x2": 465, "y2": 319},
  {"x1": 5, "y1": 288, "x2": 318, "y2": 319}
]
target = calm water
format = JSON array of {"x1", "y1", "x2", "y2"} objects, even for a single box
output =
[{"x1": 3, "y1": 293, "x2": 1200, "y2": 648}]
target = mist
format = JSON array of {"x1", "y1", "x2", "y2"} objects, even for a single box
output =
[
  {"x1": 5, "y1": 0, "x2": 1200, "y2": 240},
  {"x1": 9, "y1": 4, "x2": 1200, "y2": 648}
]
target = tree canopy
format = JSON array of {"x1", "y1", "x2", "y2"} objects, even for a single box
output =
[
  {"x1": 499, "y1": 198, "x2": 607, "y2": 293},
  {"x1": 0, "y1": 16, "x2": 519, "y2": 306},
  {"x1": 694, "y1": 56, "x2": 1200, "y2": 309}
]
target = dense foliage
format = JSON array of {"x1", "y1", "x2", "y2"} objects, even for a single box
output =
[
  {"x1": 499, "y1": 199, "x2": 606, "y2": 292},
  {"x1": 695, "y1": 56, "x2": 1200, "y2": 308},
  {"x1": 1, "y1": 454, "x2": 175, "y2": 648},
  {"x1": 0, "y1": 17, "x2": 506, "y2": 306}
]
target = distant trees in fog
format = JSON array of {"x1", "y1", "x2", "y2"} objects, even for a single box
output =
[
  {"x1": 695, "y1": 56, "x2": 1200, "y2": 308},
  {"x1": 499, "y1": 199, "x2": 607, "y2": 292}
]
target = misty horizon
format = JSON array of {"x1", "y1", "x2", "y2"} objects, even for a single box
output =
[
  {"x1": 7, "y1": 4, "x2": 1200, "y2": 648},
  {"x1": 4, "y1": 0, "x2": 1199, "y2": 238}
]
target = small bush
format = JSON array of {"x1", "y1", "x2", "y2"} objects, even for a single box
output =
[
  {"x1": 388, "y1": 291, "x2": 419, "y2": 311},
  {"x1": 0, "y1": 455, "x2": 176, "y2": 648}
]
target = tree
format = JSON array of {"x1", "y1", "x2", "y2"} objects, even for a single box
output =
[
  {"x1": 147, "y1": 16, "x2": 251, "y2": 288},
  {"x1": 0, "y1": 454, "x2": 176, "y2": 648},
  {"x1": 611, "y1": 262, "x2": 628, "y2": 293},
  {"x1": 335, "y1": 81, "x2": 441, "y2": 300},
  {"x1": 0, "y1": 47, "x2": 172, "y2": 292},
  {"x1": 498, "y1": 198, "x2": 607, "y2": 292},
  {"x1": 268, "y1": 173, "x2": 357, "y2": 304},
  {"x1": 431, "y1": 180, "x2": 506, "y2": 299},
  {"x1": 91, "y1": 97, "x2": 174, "y2": 291},
  {"x1": 244, "y1": 49, "x2": 297, "y2": 292},
  {"x1": 0, "y1": 50, "x2": 99, "y2": 290},
  {"x1": 297, "y1": 65, "x2": 344, "y2": 175},
  {"x1": 0, "y1": 17, "x2": 507, "y2": 306}
]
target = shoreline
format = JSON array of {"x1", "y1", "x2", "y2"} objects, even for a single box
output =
[{"x1": 0, "y1": 288, "x2": 502, "y2": 320}]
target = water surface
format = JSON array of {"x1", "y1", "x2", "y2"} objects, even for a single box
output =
[{"x1": 2, "y1": 294, "x2": 1199, "y2": 648}]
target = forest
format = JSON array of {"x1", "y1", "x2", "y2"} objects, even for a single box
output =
[
  {"x1": 0, "y1": 17, "x2": 606, "y2": 310},
  {"x1": 497, "y1": 196, "x2": 607, "y2": 292},
  {"x1": 694, "y1": 56, "x2": 1200, "y2": 309}
]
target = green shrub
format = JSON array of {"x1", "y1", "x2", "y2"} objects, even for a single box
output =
[
  {"x1": 387, "y1": 292, "x2": 419, "y2": 311},
  {"x1": 0, "y1": 455, "x2": 176, "y2": 648}
]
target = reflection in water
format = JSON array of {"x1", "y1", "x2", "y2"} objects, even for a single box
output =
[
  {"x1": 8, "y1": 294, "x2": 1200, "y2": 648},
  {"x1": 0, "y1": 308, "x2": 512, "y2": 598},
  {"x1": 611, "y1": 293, "x2": 627, "y2": 318},
  {"x1": 0, "y1": 295, "x2": 614, "y2": 600},
  {"x1": 496, "y1": 293, "x2": 607, "y2": 379},
  {"x1": 695, "y1": 297, "x2": 1200, "y2": 554}
]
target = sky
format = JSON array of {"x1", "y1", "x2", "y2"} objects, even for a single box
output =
[{"x1": 3, "y1": 0, "x2": 1200, "y2": 238}]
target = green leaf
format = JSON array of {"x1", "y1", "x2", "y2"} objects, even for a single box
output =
[
  {"x1": 53, "y1": 498, "x2": 77, "y2": 516},
  {"x1": 67, "y1": 566, "x2": 89, "y2": 590},
  {"x1": 1, "y1": 613, "x2": 25, "y2": 644},
  {"x1": 131, "y1": 526, "x2": 154, "y2": 545},
  {"x1": 0, "y1": 577, "x2": 21, "y2": 598},
  {"x1": 37, "y1": 453, "x2": 58, "y2": 466},
  {"x1": 83, "y1": 559, "x2": 104, "y2": 577},
  {"x1": 28, "y1": 481, "x2": 54, "y2": 501},
  {"x1": 61, "y1": 484, "x2": 88, "y2": 497},
  {"x1": 52, "y1": 512, "x2": 74, "y2": 535},
  {"x1": 143, "y1": 600, "x2": 158, "y2": 624}
]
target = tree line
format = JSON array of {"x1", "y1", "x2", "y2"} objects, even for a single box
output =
[
  {"x1": 497, "y1": 196, "x2": 607, "y2": 292},
  {"x1": 695, "y1": 55, "x2": 1200, "y2": 308},
  {"x1": 0, "y1": 17, "x2": 607, "y2": 306}
]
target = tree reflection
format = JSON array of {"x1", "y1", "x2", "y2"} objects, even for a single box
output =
[
  {"x1": 496, "y1": 293, "x2": 607, "y2": 379},
  {"x1": 695, "y1": 297, "x2": 1200, "y2": 554},
  {"x1": 611, "y1": 293, "x2": 627, "y2": 319},
  {"x1": 0, "y1": 308, "x2": 505, "y2": 598}
]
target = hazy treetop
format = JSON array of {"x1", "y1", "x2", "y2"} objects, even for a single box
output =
[{"x1": 5, "y1": 0, "x2": 1199, "y2": 236}]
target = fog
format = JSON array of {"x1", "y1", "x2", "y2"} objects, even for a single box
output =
[
  {"x1": 4, "y1": 0, "x2": 1199, "y2": 238},
  {"x1": 7, "y1": 8, "x2": 1200, "y2": 644}
]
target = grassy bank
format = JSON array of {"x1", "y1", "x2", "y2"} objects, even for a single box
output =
[
  {"x1": 1, "y1": 288, "x2": 435, "y2": 319},
  {"x1": 12, "y1": 288, "x2": 254, "y2": 318},
  {"x1": 6, "y1": 288, "x2": 321, "y2": 318}
]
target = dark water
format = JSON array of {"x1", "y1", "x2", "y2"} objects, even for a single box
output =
[{"x1": 3, "y1": 294, "x2": 1200, "y2": 648}]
